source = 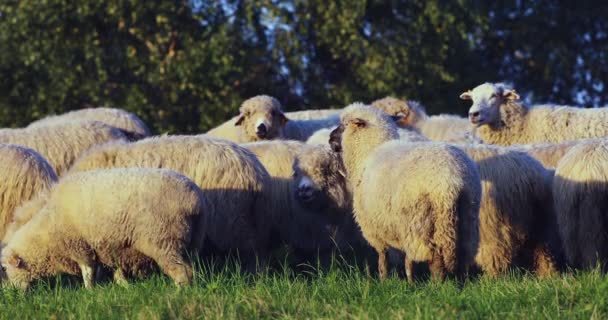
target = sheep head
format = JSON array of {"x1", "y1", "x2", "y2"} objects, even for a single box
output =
[
  {"x1": 234, "y1": 95, "x2": 289, "y2": 141},
  {"x1": 460, "y1": 82, "x2": 520, "y2": 127},
  {"x1": 371, "y1": 96, "x2": 426, "y2": 127},
  {"x1": 1, "y1": 249, "x2": 32, "y2": 291}
]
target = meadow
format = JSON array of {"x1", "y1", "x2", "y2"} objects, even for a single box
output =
[{"x1": 1, "y1": 255, "x2": 607, "y2": 320}]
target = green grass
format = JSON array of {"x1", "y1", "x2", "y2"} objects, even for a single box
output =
[{"x1": 1, "y1": 257, "x2": 607, "y2": 320}]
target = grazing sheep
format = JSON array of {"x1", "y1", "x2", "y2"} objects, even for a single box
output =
[
  {"x1": 458, "y1": 144, "x2": 558, "y2": 277},
  {"x1": 553, "y1": 140, "x2": 608, "y2": 270},
  {"x1": 1, "y1": 168, "x2": 206, "y2": 290},
  {"x1": 0, "y1": 121, "x2": 128, "y2": 175},
  {"x1": 0, "y1": 145, "x2": 57, "y2": 240},
  {"x1": 371, "y1": 97, "x2": 471, "y2": 142},
  {"x1": 286, "y1": 109, "x2": 341, "y2": 120},
  {"x1": 69, "y1": 135, "x2": 269, "y2": 271},
  {"x1": 206, "y1": 95, "x2": 339, "y2": 142},
  {"x1": 28, "y1": 107, "x2": 152, "y2": 139},
  {"x1": 461, "y1": 82, "x2": 608, "y2": 145},
  {"x1": 242, "y1": 141, "x2": 333, "y2": 256},
  {"x1": 330, "y1": 103, "x2": 481, "y2": 282}
]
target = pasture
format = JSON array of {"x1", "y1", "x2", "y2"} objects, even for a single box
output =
[{"x1": 1, "y1": 257, "x2": 607, "y2": 319}]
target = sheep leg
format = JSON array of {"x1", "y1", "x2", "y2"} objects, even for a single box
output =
[
  {"x1": 79, "y1": 263, "x2": 95, "y2": 289},
  {"x1": 135, "y1": 239, "x2": 193, "y2": 286},
  {"x1": 429, "y1": 251, "x2": 446, "y2": 282},
  {"x1": 532, "y1": 243, "x2": 557, "y2": 278},
  {"x1": 113, "y1": 268, "x2": 130, "y2": 286},
  {"x1": 404, "y1": 256, "x2": 414, "y2": 284}
]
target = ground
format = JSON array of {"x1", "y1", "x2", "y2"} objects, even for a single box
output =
[{"x1": 0, "y1": 257, "x2": 607, "y2": 319}]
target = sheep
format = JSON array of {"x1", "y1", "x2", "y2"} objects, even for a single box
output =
[
  {"x1": 68, "y1": 135, "x2": 269, "y2": 271},
  {"x1": 0, "y1": 121, "x2": 128, "y2": 175},
  {"x1": 461, "y1": 82, "x2": 608, "y2": 145},
  {"x1": 1, "y1": 168, "x2": 206, "y2": 290},
  {"x1": 371, "y1": 97, "x2": 471, "y2": 142},
  {"x1": 206, "y1": 95, "x2": 339, "y2": 142},
  {"x1": 286, "y1": 109, "x2": 341, "y2": 120},
  {"x1": 329, "y1": 103, "x2": 481, "y2": 282},
  {"x1": 458, "y1": 144, "x2": 559, "y2": 277},
  {"x1": 27, "y1": 107, "x2": 152, "y2": 139},
  {"x1": 553, "y1": 140, "x2": 608, "y2": 270},
  {"x1": 242, "y1": 141, "x2": 347, "y2": 257},
  {"x1": 0, "y1": 145, "x2": 57, "y2": 240}
]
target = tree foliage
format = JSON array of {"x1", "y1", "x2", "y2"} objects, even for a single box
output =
[{"x1": 0, "y1": 0, "x2": 605, "y2": 133}]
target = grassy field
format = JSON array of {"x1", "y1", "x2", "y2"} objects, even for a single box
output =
[{"x1": 0, "y1": 256, "x2": 607, "y2": 320}]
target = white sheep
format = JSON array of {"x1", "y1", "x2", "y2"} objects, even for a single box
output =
[
  {"x1": 553, "y1": 139, "x2": 608, "y2": 270},
  {"x1": 0, "y1": 120, "x2": 128, "y2": 175},
  {"x1": 509, "y1": 139, "x2": 601, "y2": 169},
  {"x1": 206, "y1": 95, "x2": 339, "y2": 142},
  {"x1": 1, "y1": 168, "x2": 207, "y2": 290},
  {"x1": 68, "y1": 135, "x2": 270, "y2": 271},
  {"x1": 371, "y1": 97, "x2": 472, "y2": 142},
  {"x1": 307, "y1": 126, "x2": 428, "y2": 146},
  {"x1": 461, "y1": 82, "x2": 608, "y2": 145},
  {"x1": 330, "y1": 103, "x2": 481, "y2": 282},
  {"x1": 28, "y1": 107, "x2": 152, "y2": 139},
  {"x1": 0, "y1": 144, "x2": 57, "y2": 240},
  {"x1": 458, "y1": 144, "x2": 559, "y2": 277}
]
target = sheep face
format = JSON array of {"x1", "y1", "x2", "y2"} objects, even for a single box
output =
[
  {"x1": 235, "y1": 95, "x2": 288, "y2": 141},
  {"x1": 292, "y1": 150, "x2": 349, "y2": 222},
  {"x1": 460, "y1": 83, "x2": 520, "y2": 127},
  {"x1": 1, "y1": 251, "x2": 33, "y2": 291}
]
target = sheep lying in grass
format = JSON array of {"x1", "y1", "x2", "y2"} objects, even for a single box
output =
[
  {"x1": 0, "y1": 145, "x2": 57, "y2": 240},
  {"x1": 0, "y1": 121, "x2": 128, "y2": 176},
  {"x1": 459, "y1": 144, "x2": 559, "y2": 277},
  {"x1": 286, "y1": 109, "x2": 341, "y2": 120},
  {"x1": 28, "y1": 107, "x2": 152, "y2": 139},
  {"x1": 461, "y1": 82, "x2": 608, "y2": 145},
  {"x1": 1, "y1": 169, "x2": 206, "y2": 290},
  {"x1": 206, "y1": 95, "x2": 339, "y2": 142},
  {"x1": 243, "y1": 141, "x2": 340, "y2": 256},
  {"x1": 553, "y1": 140, "x2": 608, "y2": 270},
  {"x1": 371, "y1": 97, "x2": 471, "y2": 142},
  {"x1": 330, "y1": 103, "x2": 481, "y2": 282},
  {"x1": 69, "y1": 135, "x2": 270, "y2": 271}
]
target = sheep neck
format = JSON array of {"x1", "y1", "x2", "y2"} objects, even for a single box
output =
[{"x1": 475, "y1": 100, "x2": 527, "y2": 146}]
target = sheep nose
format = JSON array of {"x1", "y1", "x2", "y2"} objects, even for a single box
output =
[
  {"x1": 469, "y1": 111, "x2": 481, "y2": 123},
  {"x1": 256, "y1": 123, "x2": 267, "y2": 138},
  {"x1": 297, "y1": 186, "x2": 314, "y2": 202}
]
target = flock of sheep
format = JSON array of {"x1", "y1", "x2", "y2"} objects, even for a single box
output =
[{"x1": 1, "y1": 82, "x2": 607, "y2": 291}]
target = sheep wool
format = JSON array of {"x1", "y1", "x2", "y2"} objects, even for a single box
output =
[
  {"x1": 331, "y1": 103, "x2": 481, "y2": 282},
  {"x1": 1, "y1": 168, "x2": 206, "y2": 290}
]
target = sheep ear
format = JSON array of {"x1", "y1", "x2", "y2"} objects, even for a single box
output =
[
  {"x1": 351, "y1": 118, "x2": 366, "y2": 127},
  {"x1": 234, "y1": 114, "x2": 245, "y2": 126},
  {"x1": 459, "y1": 91, "x2": 472, "y2": 100},
  {"x1": 503, "y1": 89, "x2": 520, "y2": 100},
  {"x1": 279, "y1": 112, "x2": 289, "y2": 126},
  {"x1": 8, "y1": 254, "x2": 23, "y2": 269}
]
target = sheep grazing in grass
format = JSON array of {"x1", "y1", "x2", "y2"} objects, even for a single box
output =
[
  {"x1": 0, "y1": 145, "x2": 57, "y2": 240},
  {"x1": 286, "y1": 109, "x2": 341, "y2": 120},
  {"x1": 1, "y1": 169, "x2": 206, "y2": 290},
  {"x1": 69, "y1": 135, "x2": 270, "y2": 271},
  {"x1": 27, "y1": 107, "x2": 152, "y2": 140},
  {"x1": 330, "y1": 103, "x2": 481, "y2": 282},
  {"x1": 461, "y1": 82, "x2": 608, "y2": 145},
  {"x1": 458, "y1": 144, "x2": 559, "y2": 277},
  {"x1": 371, "y1": 97, "x2": 471, "y2": 142},
  {"x1": 0, "y1": 121, "x2": 128, "y2": 176},
  {"x1": 206, "y1": 95, "x2": 339, "y2": 142},
  {"x1": 553, "y1": 140, "x2": 608, "y2": 270},
  {"x1": 242, "y1": 141, "x2": 340, "y2": 256}
]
